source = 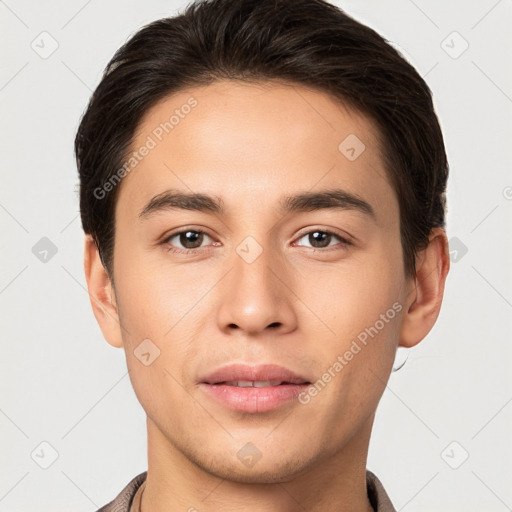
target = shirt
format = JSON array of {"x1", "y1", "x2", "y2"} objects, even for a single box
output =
[{"x1": 96, "y1": 469, "x2": 396, "y2": 512}]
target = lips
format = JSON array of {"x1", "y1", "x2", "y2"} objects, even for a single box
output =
[
  {"x1": 199, "y1": 363, "x2": 312, "y2": 413},
  {"x1": 200, "y1": 363, "x2": 311, "y2": 386}
]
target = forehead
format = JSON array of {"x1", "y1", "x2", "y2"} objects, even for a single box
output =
[{"x1": 116, "y1": 80, "x2": 396, "y2": 224}]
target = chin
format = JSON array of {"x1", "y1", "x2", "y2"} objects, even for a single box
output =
[
  {"x1": 206, "y1": 463, "x2": 307, "y2": 485},
  {"x1": 193, "y1": 449, "x2": 314, "y2": 484}
]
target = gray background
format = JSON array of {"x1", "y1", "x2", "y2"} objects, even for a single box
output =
[{"x1": 1, "y1": 0, "x2": 511, "y2": 510}]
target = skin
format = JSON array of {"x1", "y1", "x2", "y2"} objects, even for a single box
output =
[{"x1": 84, "y1": 80, "x2": 449, "y2": 512}]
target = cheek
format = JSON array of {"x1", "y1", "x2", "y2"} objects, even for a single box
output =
[
  {"x1": 113, "y1": 254, "x2": 201, "y2": 339},
  {"x1": 300, "y1": 270, "x2": 402, "y2": 431},
  {"x1": 112, "y1": 258, "x2": 207, "y2": 380},
  {"x1": 297, "y1": 257, "x2": 403, "y2": 340},
  {"x1": 293, "y1": 249, "x2": 404, "y2": 410},
  {"x1": 116, "y1": 273, "x2": 197, "y2": 420},
  {"x1": 125, "y1": 353, "x2": 190, "y2": 434}
]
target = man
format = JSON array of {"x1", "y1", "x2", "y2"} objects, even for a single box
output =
[{"x1": 76, "y1": 0, "x2": 450, "y2": 510}]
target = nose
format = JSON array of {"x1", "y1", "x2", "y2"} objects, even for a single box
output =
[{"x1": 216, "y1": 240, "x2": 298, "y2": 337}]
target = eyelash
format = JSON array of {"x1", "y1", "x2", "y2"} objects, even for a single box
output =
[{"x1": 161, "y1": 228, "x2": 352, "y2": 255}]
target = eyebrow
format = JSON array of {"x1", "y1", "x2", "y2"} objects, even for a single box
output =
[{"x1": 138, "y1": 188, "x2": 375, "y2": 220}]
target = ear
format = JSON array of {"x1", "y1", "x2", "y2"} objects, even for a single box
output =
[
  {"x1": 84, "y1": 235, "x2": 124, "y2": 348},
  {"x1": 399, "y1": 227, "x2": 450, "y2": 348}
]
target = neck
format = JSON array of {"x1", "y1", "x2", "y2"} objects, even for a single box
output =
[{"x1": 140, "y1": 415, "x2": 375, "y2": 512}]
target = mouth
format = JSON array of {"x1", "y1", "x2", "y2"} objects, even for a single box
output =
[
  {"x1": 199, "y1": 364, "x2": 311, "y2": 413},
  {"x1": 200, "y1": 363, "x2": 311, "y2": 386},
  {"x1": 212, "y1": 380, "x2": 306, "y2": 387}
]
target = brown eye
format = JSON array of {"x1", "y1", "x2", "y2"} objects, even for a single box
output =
[
  {"x1": 164, "y1": 230, "x2": 213, "y2": 251},
  {"x1": 308, "y1": 231, "x2": 332, "y2": 248},
  {"x1": 296, "y1": 230, "x2": 349, "y2": 250},
  {"x1": 179, "y1": 231, "x2": 204, "y2": 249}
]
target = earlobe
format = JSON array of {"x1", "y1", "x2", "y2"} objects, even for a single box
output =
[
  {"x1": 83, "y1": 235, "x2": 124, "y2": 348},
  {"x1": 399, "y1": 228, "x2": 450, "y2": 348}
]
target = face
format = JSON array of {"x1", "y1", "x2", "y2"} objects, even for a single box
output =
[{"x1": 108, "y1": 80, "x2": 412, "y2": 482}]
